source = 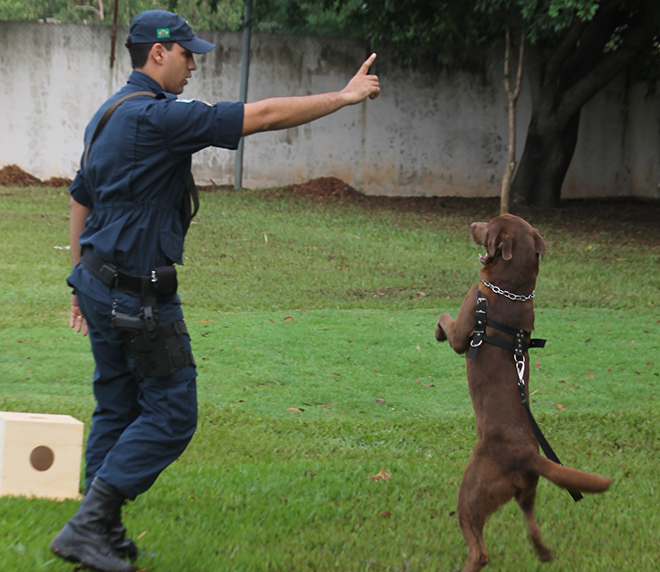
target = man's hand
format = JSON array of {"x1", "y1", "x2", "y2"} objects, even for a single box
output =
[
  {"x1": 340, "y1": 53, "x2": 380, "y2": 105},
  {"x1": 70, "y1": 294, "x2": 88, "y2": 336}
]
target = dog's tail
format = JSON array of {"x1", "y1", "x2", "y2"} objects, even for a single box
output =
[{"x1": 526, "y1": 454, "x2": 612, "y2": 494}]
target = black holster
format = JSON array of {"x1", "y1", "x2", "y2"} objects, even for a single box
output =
[
  {"x1": 110, "y1": 267, "x2": 194, "y2": 380},
  {"x1": 122, "y1": 319, "x2": 195, "y2": 379}
]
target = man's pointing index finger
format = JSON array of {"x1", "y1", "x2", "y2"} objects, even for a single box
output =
[{"x1": 360, "y1": 53, "x2": 377, "y2": 74}]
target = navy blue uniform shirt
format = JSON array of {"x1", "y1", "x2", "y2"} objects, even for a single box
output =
[{"x1": 70, "y1": 70, "x2": 243, "y2": 276}]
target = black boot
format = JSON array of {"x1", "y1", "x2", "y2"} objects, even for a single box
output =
[
  {"x1": 108, "y1": 502, "x2": 139, "y2": 562},
  {"x1": 50, "y1": 478, "x2": 136, "y2": 572}
]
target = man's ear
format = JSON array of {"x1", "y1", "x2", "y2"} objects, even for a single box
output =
[{"x1": 150, "y1": 42, "x2": 166, "y2": 65}]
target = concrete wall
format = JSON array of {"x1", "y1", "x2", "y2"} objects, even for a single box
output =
[{"x1": 1, "y1": 21, "x2": 658, "y2": 199}]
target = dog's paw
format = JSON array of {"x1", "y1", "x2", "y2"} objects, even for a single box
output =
[
  {"x1": 435, "y1": 314, "x2": 450, "y2": 342},
  {"x1": 536, "y1": 545, "x2": 553, "y2": 563},
  {"x1": 435, "y1": 323, "x2": 447, "y2": 342}
]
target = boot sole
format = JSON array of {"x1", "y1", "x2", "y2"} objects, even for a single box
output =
[
  {"x1": 50, "y1": 541, "x2": 82, "y2": 564},
  {"x1": 51, "y1": 540, "x2": 135, "y2": 572}
]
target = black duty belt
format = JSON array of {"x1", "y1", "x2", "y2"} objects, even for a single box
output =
[{"x1": 81, "y1": 247, "x2": 149, "y2": 297}]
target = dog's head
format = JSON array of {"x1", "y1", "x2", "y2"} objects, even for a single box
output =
[{"x1": 470, "y1": 214, "x2": 545, "y2": 285}]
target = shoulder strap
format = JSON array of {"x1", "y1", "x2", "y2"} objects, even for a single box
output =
[
  {"x1": 83, "y1": 91, "x2": 157, "y2": 169},
  {"x1": 83, "y1": 90, "x2": 200, "y2": 227},
  {"x1": 182, "y1": 174, "x2": 199, "y2": 232}
]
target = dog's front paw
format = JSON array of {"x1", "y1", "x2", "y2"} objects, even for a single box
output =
[{"x1": 435, "y1": 316, "x2": 448, "y2": 342}]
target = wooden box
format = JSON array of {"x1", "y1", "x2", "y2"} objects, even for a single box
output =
[{"x1": 0, "y1": 411, "x2": 84, "y2": 500}]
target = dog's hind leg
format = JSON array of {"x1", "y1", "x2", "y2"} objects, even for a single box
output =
[
  {"x1": 457, "y1": 508, "x2": 489, "y2": 572},
  {"x1": 515, "y1": 481, "x2": 553, "y2": 562},
  {"x1": 457, "y1": 464, "x2": 489, "y2": 571},
  {"x1": 457, "y1": 454, "x2": 522, "y2": 571},
  {"x1": 457, "y1": 460, "x2": 510, "y2": 572}
]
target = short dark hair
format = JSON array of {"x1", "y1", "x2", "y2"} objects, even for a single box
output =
[{"x1": 125, "y1": 37, "x2": 174, "y2": 69}]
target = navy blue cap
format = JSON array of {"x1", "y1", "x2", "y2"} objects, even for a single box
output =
[{"x1": 127, "y1": 10, "x2": 215, "y2": 54}]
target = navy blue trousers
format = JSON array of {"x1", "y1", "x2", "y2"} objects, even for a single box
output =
[{"x1": 72, "y1": 266, "x2": 197, "y2": 500}]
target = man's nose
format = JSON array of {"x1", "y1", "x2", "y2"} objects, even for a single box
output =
[{"x1": 189, "y1": 55, "x2": 196, "y2": 70}]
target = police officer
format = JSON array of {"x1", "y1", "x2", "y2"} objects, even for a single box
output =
[{"x1": 49, "y1": 9, "x2": 379, "y2": 572}]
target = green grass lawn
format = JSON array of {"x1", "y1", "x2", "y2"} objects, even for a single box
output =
[{"x1": 0, "y1": 186, "x2": 658, "y2": 571}]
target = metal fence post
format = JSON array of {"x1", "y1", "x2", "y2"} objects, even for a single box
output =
[{"x1": 234, "y1": 0, "x2": 253, "y2": 189}]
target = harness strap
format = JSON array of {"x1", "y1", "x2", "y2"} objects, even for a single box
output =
[
  {"x1": 182, "y1": 174, "x2": 199, "y2": 233},
  {"x1": 467, "y1": 290, "x2": 546, "y2": 359}
]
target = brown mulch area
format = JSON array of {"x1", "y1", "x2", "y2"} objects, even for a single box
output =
[
  {"x1": 284, "y1": 176, "x2": 479, "y2": 212},
  {"x1": 4, "y1": 165, "x2": 658, "y2": 236},
  {"x1": 279, "y1": 177, "x2": 660, "y2": 243},
  {"x1": 282, "y1": 176, "x2": 660, "y2": 233},
  {"x1": 0, "y1": 164, "x2": 72, "y2": 188},
  {"x1": 287, "y1": 176, "x2": 366, "y2": 203}
]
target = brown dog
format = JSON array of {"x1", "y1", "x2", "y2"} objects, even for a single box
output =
[{"x1": 435, "y1": 214, "x2": 611, "y2": 572}]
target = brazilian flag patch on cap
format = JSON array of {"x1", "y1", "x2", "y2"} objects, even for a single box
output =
[{"x1": 157, "y1": 28, "x2": 170, "y2": 39}]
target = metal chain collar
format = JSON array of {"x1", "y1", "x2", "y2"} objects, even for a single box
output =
[{"x1": 481, "y1": 279, "x2": 535, "y2": 302}]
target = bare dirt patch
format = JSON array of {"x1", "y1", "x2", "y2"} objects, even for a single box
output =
[
  {"x1": 0, "y1": 165, "x2": 42, "y2": 186},
  {"x1": 0, "y1": 164, "x2": 72, "y2": 188},
  {"x1": 279, "y1": 177, "x2": 660, "y2": 244},
  {"x1": 280, "y1": 176, "x2": 659, "y2": 226},
  {"x1": 287, "y1": 176, "x2": 365, "y2": 202},
  {"x1": 42, "y1": 176, "x2": 74, "y2": 188},
  {"x1": 3, "y1": 167, "x2": 658, "y2": 241}
]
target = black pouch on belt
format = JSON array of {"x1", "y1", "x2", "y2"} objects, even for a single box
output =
[
  {"x1": 153, "y1": 266, "x2": 178, "y2": 302},
  {"x1": 126, "y1": 320, "x2": 195, "y2": 379}
]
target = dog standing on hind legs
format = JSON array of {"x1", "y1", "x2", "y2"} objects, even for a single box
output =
[{"x1": 434, "y1": 214, "x2": 612, "y2": 572}]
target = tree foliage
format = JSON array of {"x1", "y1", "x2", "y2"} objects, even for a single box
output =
[
  {"x1": 0, "y1": 0, "x2": 360, "y2": 35},
  {"x1": 0, "y1": 0, "x2": 244, "y2": 30},
  {"x1": 233, "y1": 0, "x2": 362, "y2": 36},
  {"x1": 325, "y1": 0, "x2": 659, "y2": 205},
  {"x1": 329, "y1": 0, "x2": 658, "y2": 58}
]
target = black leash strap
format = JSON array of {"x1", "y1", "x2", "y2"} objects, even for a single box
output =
[
  {"x1": 468, "y1": 290, "x2": 582, "y2": 502},
  {"x1": 516, "y1": 358, "x2": 583, "y2": 503}
]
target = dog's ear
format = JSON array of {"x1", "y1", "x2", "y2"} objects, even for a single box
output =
[
  {"x1": 487, "y1": 229, "x2": 513, "y2": 261},
  {"x1": 533, "y1": 230, "x2": 546, "y2": 259},
  {"x1": 471, "y1": 222, "x2": 488, "y2": 247},
  {"x1": 500, "y1": 233, "x2": 513, "y2": 261},
  {"x1": 486, "y1": 229, "x2": 499, "y2": 259}
]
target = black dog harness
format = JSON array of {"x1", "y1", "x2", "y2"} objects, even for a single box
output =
[
  {"x1": 467, "y1": 290, "x2": 546, "y2": 359},
  {"x1": 468, "y1": 288, "x2": 583, "y2": 502}
]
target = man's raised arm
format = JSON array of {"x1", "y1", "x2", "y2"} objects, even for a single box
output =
[{"x1": 242, "y1": 53, "x2": 380, "y2": 136}]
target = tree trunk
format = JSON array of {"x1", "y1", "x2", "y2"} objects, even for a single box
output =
[
  {"x1": 500, "y1": 26, "x2": 524, "y2": 215},
  {"x1": 511, "y1": 109, "x2": 580, "y2": 207},
  {"x1": 509, "y1": 1, "x2": 659, "y2": 208}
]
